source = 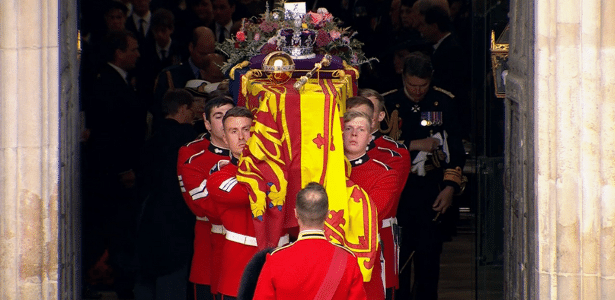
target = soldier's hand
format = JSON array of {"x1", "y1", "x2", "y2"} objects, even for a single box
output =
[
  {"x1": 432, "y1": 186, "x2": 454, "y2": 213},
  {"x1": 410, "y1": 137, "x2": 440, "y2": 152}
]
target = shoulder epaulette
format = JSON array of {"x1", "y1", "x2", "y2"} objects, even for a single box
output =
[
  {"x1": 186, "y1": 150, "x2": 205, "y2": 164},
  {"x1": 196, "y1": 132, "x2": 209, "y2": 140},
  {"x1": 209, "y1": 159, "x2": 230, "y2": 175},
  {"x1": 270, "y1": 242, "x2": 294, "y2": 255},
  {"x1": 382, "y1": 135, "x2": 407, "y2": 149},
  {"x1": 433, "y1": 86, "x2": 455, "y2": 99},
  {"x1": 185, "y1": 136, "x2": 206, "y2": 147},
  {"x1": 377, "y1": 146, "x2": 402, "y2": 158},
  {"x1": 372, "y1": 159, "x2": 392, "y2": 171},
  {"x1": 381, "y1": 89, "x2": 398, "y2": 97},
  {"x1": 332, "y1": 243, "x2": 356, "y2": 257}
]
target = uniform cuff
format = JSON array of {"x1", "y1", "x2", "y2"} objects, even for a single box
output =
[{"x1": 443, "y1": 167, "x2": 463, "y2": 194}]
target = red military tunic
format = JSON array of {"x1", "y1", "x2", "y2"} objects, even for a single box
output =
[
  {"x1": 207, "y1": 159, "x2": 258, "y2": 297},
  {"x1": 253, "y1": 230, "x2": 367, "y2": 300},
  {"x1": 368, "y1": 131, "x2": 411, "y2": 198},
  {"x1": 367, "y1": 132, "x2": 411, "y2": 289},
  {"x1": 178, "y1": 138, "x2": 231, "y2": 292},
  {"x1": 349, "y1": 154, "x2": 399, "y2": 300},
  {"x1": 177, "y1": 133, "x2": 210, "y2": 172}
]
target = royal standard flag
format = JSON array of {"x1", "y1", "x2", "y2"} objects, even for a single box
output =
[{"x1": 237, "y1": 75, "x2": 378, "y2": 280}]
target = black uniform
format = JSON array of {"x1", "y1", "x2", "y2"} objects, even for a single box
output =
[{"x1": 385, "y1": 86, "x2": 465, "y2": 300}]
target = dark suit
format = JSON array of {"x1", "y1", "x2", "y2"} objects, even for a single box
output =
[
  {"x1": 430, "y1": 33, "x2": 467, "y2": 100},
  {"x1": 430, "y1": 33, "x2": 471, "y2": 137},
  {"x1": 87, "y1": 63, "x2": 147, "y2": 174},
  {"x1": 134, "y1": 118, "x2": 197, "y2": 298},
  {"x1": 135, "y1": 40, "x2": 184, "y2": 112},
  {"x1": 83, "y1": 62, "x2": 147, "y2": 297},
  {"x1": 125, "y1": 14, "x2": 155, "y2": 53}
]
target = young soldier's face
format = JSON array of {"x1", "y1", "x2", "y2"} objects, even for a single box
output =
[
  {"x1": 205, "y1": 104, "x2": 234, "y2": 145},
  {"x1": 343, "y1": 117, "x2": 371, "y2": 160},
  {"x1": 223, "y1": 116, "x2": 252, "y2": 158}
]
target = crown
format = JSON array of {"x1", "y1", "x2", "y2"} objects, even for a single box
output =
[{"x1": 275, "y1": 15, "x2": 317, "y2": 59}]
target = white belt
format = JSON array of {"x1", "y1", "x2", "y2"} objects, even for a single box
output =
[
  {"x1": 211, "y1": 224, "x2": 226, "y2": 235},
  {"x1": 382, "y1": 217, "x2": 398, "y2": 228},
  {"x1": 224, "y1": 231, "x2": 290, "y2": 247},
  {"x1": 225, "y1": 230, "x2": 258, "y2": 247},
  {"x1": 196, "y1": 216, "x2": 209, "y2": 222}
]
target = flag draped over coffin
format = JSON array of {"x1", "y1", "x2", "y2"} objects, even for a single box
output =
[{"x1": 236, "y1": 75, "x2": 379, "y2": 280}]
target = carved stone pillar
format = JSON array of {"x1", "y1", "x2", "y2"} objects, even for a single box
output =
[
  {"x1": 0, "y1": 0, "x2": 79, "y2": 298},
  {"x1": 534, "y1": 0, "x2": 615, "y2": 297},
  {"x1": 508, "y1": 0, "x2": 615, "y2": 298}
]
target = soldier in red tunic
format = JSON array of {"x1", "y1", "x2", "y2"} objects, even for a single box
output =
[
  {"x1": 347, "y1": 94, "x2": 411, "y2": 299},
  {"x1": 208, "y1": 106, "x2": 289, "y2": 300},
  {"x1": 343, "y1": 110, "x2": 401, "y2": 300},
  {"x1": 177, "y1": 97, "x2": 234, "y2": 300},
  {"x1": 253, "y1": 182, "x2": 368, "y2": 300}
]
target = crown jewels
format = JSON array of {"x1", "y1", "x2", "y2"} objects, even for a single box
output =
[{"x1": 274, "y1": 13, "x2": 316, "y2": 59}]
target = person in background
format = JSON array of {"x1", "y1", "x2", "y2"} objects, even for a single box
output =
[
  {"x1": 134, "y1": 88, "x2": 197, "y2": 300},
  {"x1": 385, "y1": 52, "x2": 465, "y2": 300}
]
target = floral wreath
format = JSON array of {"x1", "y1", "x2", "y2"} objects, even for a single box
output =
[{"x1": 216, "y1": 7, "x2": 377, "y2": 75}]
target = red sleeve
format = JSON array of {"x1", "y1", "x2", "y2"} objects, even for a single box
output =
[
  {"x1": 347, "y1": 256, "x2": 368, "y2": 300},
  {"x1": 178, "y1": 159, "x2": 217, "y2": 218},
  {"x1": 368, "y1": 169, "x2": 401, "y2": 222},
  {"x1": 396, "y1": 149, "x2": 411, "y2": 192},
  {"x1": 208, "y1": 166, "x2": 251, "y2": 208},
  {"x1": 177, "y1": 145, "x2": 196, "y2": 175},
  {"x1": 252, "y1": 254, "x2": 276, "y2": 300}
]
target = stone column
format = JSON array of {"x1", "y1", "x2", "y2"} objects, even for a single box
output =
[
  {"x1": 534, "y1": 0, "x2": 615, "y2": 298},
  {"x1": 0, "y1": 0, "x2": 71, "y2": 298}
]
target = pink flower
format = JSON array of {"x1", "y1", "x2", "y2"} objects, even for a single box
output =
[
  {"x1": 322, "y1": 12, "x2": 333, "y2": 23},
  {"x1": 329, "y1": 30, "x2": 341, "y2": 40},
  {"x1": 236, "y1": 31, "x2": 246, "y2": 42},
  {"x1": 342, "y1": 36, "x2": 350, "y2": 45},
  {"x1": 307, "y1": 12, "x2": 323, "y2": 25},
  {"x1": 254, "y1": 33, "x2": 261, "y2": 41}
]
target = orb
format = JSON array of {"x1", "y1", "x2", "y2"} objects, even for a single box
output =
[{"x1": 262, "y1": 51, "x2": 295, "y2": 85}]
